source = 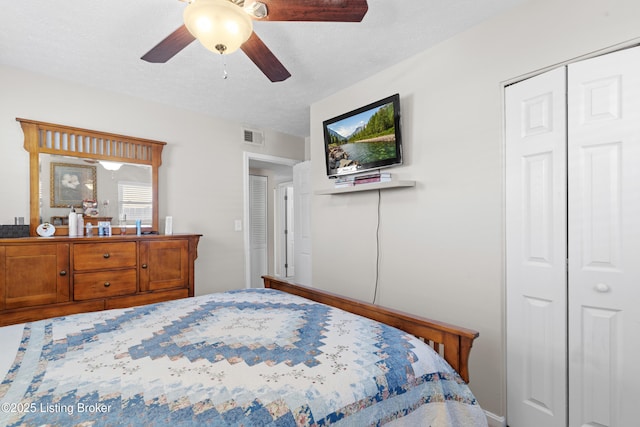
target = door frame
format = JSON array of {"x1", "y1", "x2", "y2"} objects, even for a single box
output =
[{"x1": 243, "y1": 152, "x2": 299, "y2": 289}]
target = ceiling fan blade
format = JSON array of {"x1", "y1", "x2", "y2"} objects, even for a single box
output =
[
  {"x1": 258, "y1": 0, "x2": 368, "y2": 22},
  {"x1": 241, "y1": 32, "x2": 291, "y2": 82},
  {"x1": 141, "y1": 25, "x2": 196, "y2": 63}
]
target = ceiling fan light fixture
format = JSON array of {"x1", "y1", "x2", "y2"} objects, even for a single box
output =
[
  {"x1": 184, "y1": 0, "x2": 253, "y2": 55},
  {"x1": 99, "y1": 161, "x2": 123, "y2": 171}
]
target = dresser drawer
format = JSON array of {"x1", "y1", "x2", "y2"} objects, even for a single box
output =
[
  {"x1": 74, "y1": 269, "x2": 137, "y2": 300},
  {"x1": 74, "y1": 242, "x2": 136, "y2": 271}
]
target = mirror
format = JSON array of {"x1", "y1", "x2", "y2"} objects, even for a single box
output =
[
  {"x1": 18, "y1": 118, "x2": 165, "y2": 236},
  {"x1": 40, "y1": 154, "x2": 153, "y2": 228}
]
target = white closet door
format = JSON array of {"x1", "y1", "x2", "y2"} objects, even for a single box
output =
[
  {"x1": 567, "y1": 46, "x2": 640, "y2": 427},
  {"x1": 505, "y1": 67, "x2": 567, "y2": 427},
  {"x1": 249, "y1": 174, "x2": 268, "y2": 288}
]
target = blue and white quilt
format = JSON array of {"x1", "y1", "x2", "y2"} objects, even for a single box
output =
[{"x1": 0, "y1": 289, "x2": 487, "y2": 426}]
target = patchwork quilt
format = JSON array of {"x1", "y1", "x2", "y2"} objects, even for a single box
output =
[{"x1": 0, "y1": 289, "x2": 487, "y2": 426}]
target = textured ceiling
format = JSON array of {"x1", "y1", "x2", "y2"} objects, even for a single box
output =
[{"x1": 0, "y1": 0, "x2": 525, "y2": 137}]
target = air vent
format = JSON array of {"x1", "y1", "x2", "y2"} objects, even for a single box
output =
[{"x1": 242, "y1": 127, "x2": 264, "y2": 146}]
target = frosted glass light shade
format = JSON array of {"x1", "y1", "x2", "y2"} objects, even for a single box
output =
[
  {"x1": 184, "y1": 0, "x2": 253, "y2": 55},
  {"x1": 100, "y1": 161, "x2": 123, "y2": 171}
]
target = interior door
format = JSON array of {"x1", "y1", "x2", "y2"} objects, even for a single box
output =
[
  {"x1": 505, "y1": 66, "x2": 568, "y2": 427},
  {"x1": 567, "y1": 46, "x2": 640, "y2": 427},
  {"x1": 293, "y1": 161, "x2": 312, "y2": 286},
  {"x1": 285, "y1": 185, "x2": 295, "y2": 277}
]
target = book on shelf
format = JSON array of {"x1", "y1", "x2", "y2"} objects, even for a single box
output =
[
  {"x1": 333, "y1": 172, "x2": 393, "y2": 188},
  {"x1": 333, "y1": 181, "x2": 356, "y2": 188}
]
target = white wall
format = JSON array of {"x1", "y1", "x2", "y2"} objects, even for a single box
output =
[
  {"x1": 310, "y1": 0, "x2": 640, "y2": 420},
  {"x1": 0, "y1": 65, "x2": 305, "y2": 294}
]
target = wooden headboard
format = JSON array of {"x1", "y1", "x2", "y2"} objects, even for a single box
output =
[{"x1": 262, "y1": 276, "x2": 479, "y2": 383}]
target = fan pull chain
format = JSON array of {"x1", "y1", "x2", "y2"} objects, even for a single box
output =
[{"x1": 217, "y1": 46, "x2": 228, "y2": 80}]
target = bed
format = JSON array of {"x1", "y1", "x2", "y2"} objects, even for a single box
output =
[{"x1": 0, "y1": 276, "x2": 487, "y2": 426}]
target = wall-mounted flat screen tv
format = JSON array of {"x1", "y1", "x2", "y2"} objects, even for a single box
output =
[{"x1": 323, "y1": 93, "x2": 402, "y2": 178}]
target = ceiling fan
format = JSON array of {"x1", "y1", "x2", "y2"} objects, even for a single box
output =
[{"x1": 141, "y1": 0, "x2": 369, "y2": 82}]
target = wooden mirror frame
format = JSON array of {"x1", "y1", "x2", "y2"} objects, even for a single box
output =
[{"x1": 17, "y1": 118, "x2": 166, "y2": 237}]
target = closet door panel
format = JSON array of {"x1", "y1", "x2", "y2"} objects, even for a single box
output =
[
  {"x1": 506, "y1": 67, "x2": 567, "y2": 427},
  {"x1": 580, "y1": 143, "x2": 622, "y2": 270},
  {"x1": 568, "y1": 46, "x2": 640, "y2": 427}
]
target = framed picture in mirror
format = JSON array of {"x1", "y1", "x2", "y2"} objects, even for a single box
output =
[{"x1": 50, "y1": 163, "x2": 97, "y2": 208}]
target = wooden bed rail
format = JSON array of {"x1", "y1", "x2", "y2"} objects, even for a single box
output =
[{"x1": 262, "y1": 276, "x2": 479, "y2": 383}]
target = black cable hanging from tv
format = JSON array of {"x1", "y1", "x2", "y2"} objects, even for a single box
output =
[{"x1": 372, "y1": 188, "x2": 382, "y2": 304}]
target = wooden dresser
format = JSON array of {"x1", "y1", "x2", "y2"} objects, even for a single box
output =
[{"x1": 0, "y1": 234, "x2": 200, "y2": 326}]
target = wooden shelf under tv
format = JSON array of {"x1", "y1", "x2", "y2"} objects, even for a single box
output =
[{"x1": 315, "y1": 180, "x2": 416, "y2": 195}]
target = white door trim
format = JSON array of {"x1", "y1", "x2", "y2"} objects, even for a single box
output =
[
  {"x1": 243, "y1": 152, "x2": 299, "y2": 289},
  {"x1": 274, "y1": 181, "x2": 295, "y2": 279}
]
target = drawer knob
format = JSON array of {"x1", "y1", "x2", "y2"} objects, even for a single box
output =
[
  {"x1": 103, "y1": 253, "x2": 111, "y2": 259},
  {"x1": 59, "y1": 270, "x2": 67, "y2": 276},
  {"x1": 104, "y1": 282, "x2": 111, "y2": 288},
  {"x1": 141, "y1": 264, "x2": 148, "y2": 269}
]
